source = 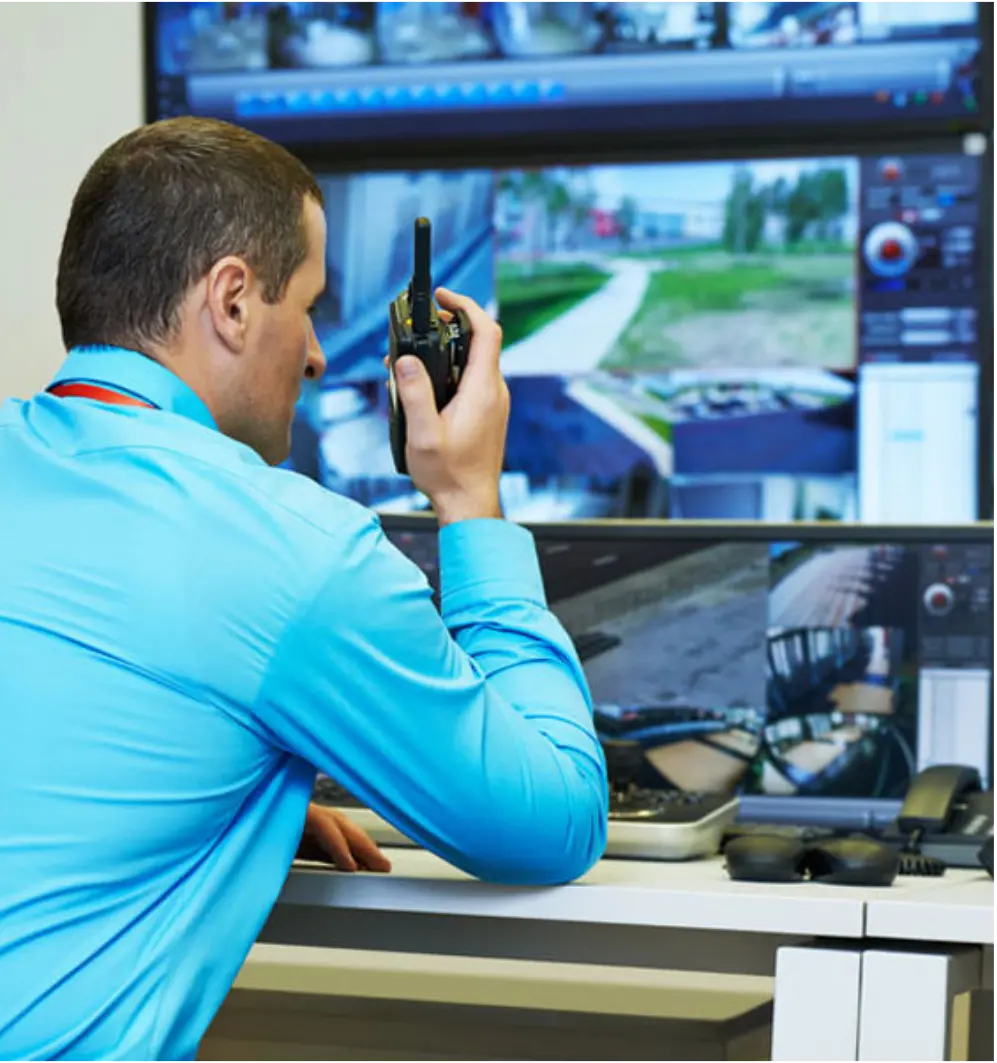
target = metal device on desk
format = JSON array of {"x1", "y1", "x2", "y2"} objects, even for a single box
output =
[{"x1": 600, "y1": 739, "x2": 739, "y2": 860}]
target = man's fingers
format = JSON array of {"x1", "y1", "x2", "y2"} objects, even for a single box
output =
[
  {"x1": 393, "y1": 356, "x2": 442, "y2": 452},
  {"x1": 435, "y1": 288, "x2": 502, "y2": 390},
  {"x1": 435, "y1": 287, "x2": 491, "y2": 337},
  {"x1": 335, "y1": 812, "x2": 392, "y2": 873},
  {"x1": 305, "y1": 806, "x2": 358, "y2": 871},
  {"x1": 300, "y1": 805, "x2": 392, "y2": 873},
  {"x1": 435, "y1": 287, "x2": 497, "y2": 348}
]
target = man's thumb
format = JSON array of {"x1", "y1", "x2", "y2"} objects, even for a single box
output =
[{"x1": 394, "y1": 356, "x2": 437, "y2": 437}]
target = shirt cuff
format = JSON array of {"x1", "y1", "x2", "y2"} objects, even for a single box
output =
[{"x1": 439, "y1": 519, "x2": 547, "y2": 616}]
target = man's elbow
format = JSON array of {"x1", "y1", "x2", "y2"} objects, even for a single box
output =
[
  {"x1": 459, "y1": 773, "x2": 609, "y2": 887},
  {"x1": 538, "y1": 792, "x2": 608, "y2": 886}
]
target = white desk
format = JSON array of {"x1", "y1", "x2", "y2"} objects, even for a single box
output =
[
  {"x1": 866, "y1": 875, "x2": 994, "y2": 946},
  {"x1": 858, "y1": 874, "x2": 994, "y2": 1061},
  {"x1": 265, "y1": 853, "x2": 992, "y2": 1061},
  {"x1": 280, "y1": 849, "x2": 868, "y2": 937}
]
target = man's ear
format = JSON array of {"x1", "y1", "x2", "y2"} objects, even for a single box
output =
[{"x1": 205, "y1": 256, "x2": 253, "y2": 352}]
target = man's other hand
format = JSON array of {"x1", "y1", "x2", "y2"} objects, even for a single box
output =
[{"x1": 296, "y1": 803, "x2": 392, "y2": 873}]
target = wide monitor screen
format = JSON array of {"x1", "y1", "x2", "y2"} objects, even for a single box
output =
[
  {"x1": 287, "y1": 145, "x2": 986, "y2": 524},
  {"x1": 147, "y1": 2, "x2": 988, "y2": 151},
  {"x1": 383, "y1": 518, "x2": 994, "y2": 821}
]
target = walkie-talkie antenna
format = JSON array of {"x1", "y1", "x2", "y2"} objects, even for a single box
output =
[{"x1": 411, "y1": 217, "x2": 433, "y2": 334}]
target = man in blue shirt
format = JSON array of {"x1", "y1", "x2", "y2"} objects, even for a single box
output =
[{"x1": 0, "y1": 118, "x2": 608, "y2": 1060}]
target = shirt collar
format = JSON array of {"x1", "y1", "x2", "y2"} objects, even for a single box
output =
[{"x1": 49, "y1": 346, "x2": 218, "y2": 432}]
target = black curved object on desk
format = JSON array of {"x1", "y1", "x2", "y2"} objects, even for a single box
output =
[
  {"x1": 979, "y1": 835, "x2": 994, "y2": 878},
  {"x1": 724, "y1": 833, "x2": 900, "y2": 888}
]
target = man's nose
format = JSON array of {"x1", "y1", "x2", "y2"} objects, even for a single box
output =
[{"x1": 305, "y1": 320, "x2": 326, "y2": 381}]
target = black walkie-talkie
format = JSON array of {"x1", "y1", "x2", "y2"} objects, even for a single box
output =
[{"x1": 387, "y1": 218, "x2": 472, "y2": 475}]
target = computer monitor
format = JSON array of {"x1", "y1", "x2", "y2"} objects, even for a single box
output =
[
  {"x1": 383, "y1": 515, "x2": 994, "y2": 829},
  {"x1": 145, "y1": 3, "x2": 990, "y2": 154},
  {"x1": 287, "y1": 143, "x2": 988, "y2": 523}
]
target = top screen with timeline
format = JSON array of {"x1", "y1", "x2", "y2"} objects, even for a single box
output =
[{"x1": 148, "y1": 2, "x2": 987, "y2": 151}]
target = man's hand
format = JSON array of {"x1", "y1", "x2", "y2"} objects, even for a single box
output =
[
  {"x1": 391, "y1": 288, "x2": 508, "y2": 526},
  {"x1": 296, "y1": 803, "x2": 392, "y2": 873}
]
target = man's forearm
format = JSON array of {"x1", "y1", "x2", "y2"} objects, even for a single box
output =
[
  {"x1": 253, "y1": 511, "x2": 608, "y2": 888},
  {"x1": 437, "y1": 519, "x2": 609, "y2": 880}
]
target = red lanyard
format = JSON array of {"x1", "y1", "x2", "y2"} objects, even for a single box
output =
[{"x1": 48, "y1": 382, "x2": 156, "y2": 409}]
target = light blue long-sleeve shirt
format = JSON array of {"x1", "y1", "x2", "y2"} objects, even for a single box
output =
[{"x1": 0, "y1": 346, "x2": 608, "y2": 1061}]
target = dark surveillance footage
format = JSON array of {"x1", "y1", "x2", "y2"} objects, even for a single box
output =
[
  {"x1": 151, "y1": 3, "x2": 983, "y2": 148},
  {"x1": 547, "y1": 539, "x2": 770, "y2": 795},
  {"x1": 380, "y1": 524, "x2": 937, "y2": 800},
  {"x1": 155, "y1": 2, "x2": 980, "y2": 74},
  {"x1": 757, "y1": 541, "x2": 920, "y2": 799}
]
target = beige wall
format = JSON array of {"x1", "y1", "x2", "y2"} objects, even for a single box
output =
[{"x1": 0, "y1": 2, "x2": 143, "y2": 402}]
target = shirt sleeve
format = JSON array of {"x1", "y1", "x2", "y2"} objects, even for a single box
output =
[{"x1": 251, "y1": 515, "x2": 608, "y2": 886}]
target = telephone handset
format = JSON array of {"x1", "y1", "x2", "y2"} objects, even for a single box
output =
[
  {"x1": 891, "y1": 765, "x2": 993, "y2": 876},
  {"x1": 897, "y1": 764, "x2": 983, "y2": 835},
  {"x1": 980, "y1": 836, "x2": 994, "y2": 878}
]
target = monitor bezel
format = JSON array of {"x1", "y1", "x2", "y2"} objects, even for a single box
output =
[
  {"x1": 381, "y1": 513, "x2": 995, "y2": 826},
  {"x1": 141, "y1": 2, "x2": 993, "y2": 164},
  {"x1": 978, "y1": 138, "x2": 994, "y2": 521},
  {"x1": 381, "y1": 513, "x2": 995, "y2": 544}
]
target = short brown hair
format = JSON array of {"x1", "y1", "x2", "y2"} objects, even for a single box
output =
[{"x1": 56, "y1": 117, "x2": 323, "y2": 352}]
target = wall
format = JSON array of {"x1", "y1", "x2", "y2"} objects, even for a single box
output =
[{"x1": 0, "y1": 1, "x2": 143, "y2": 402}]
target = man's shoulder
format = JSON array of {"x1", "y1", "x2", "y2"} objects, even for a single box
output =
[
  {"x1": 244, "y1": 461, "x2": 378, "y2": 544},
  {"x1": 186, "y1": 437, "x2": 379, "y2": 547},
  {"x1": 158, "y1": 436, "x2": 393, "y2": 609},
  {"x1": 109, "y1": 413, "x2": 382, "y2": 559}
]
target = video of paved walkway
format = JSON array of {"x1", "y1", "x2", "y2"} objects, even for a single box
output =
[
  {"x1": 548, "y1": 539, "x2": 770, "y2": 793},
  {"x1": 768, "y1": 542, "x2": 919, "y2": 629},
  {"x1": 496, "y1": 158, "x2": 858, "y2": 375}
]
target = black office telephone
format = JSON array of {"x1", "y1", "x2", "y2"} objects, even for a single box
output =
[
  {"x1": 980, "y1": 836, "x2": 994, "y2": 878},
  {"x1": 884, "y1": 765, "x2": 994, "y2": 874},
  {"x1": 897, "y1": 765, "x2": 984, "y2": 834}
]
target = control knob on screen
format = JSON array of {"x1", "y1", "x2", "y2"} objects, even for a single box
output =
[
  {"x1": 923, "y1": 582, "x2": 955, "y2": 617},
  {"x1": 863, "y1": 221, "x2": 918, "y2": 278},
  {"x1": 878, "y1": 158, "x2": 905, "y2": 182}
]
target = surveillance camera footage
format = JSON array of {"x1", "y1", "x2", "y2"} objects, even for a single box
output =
[
  {"x1": 286, "y1": 148, "x2": 982, "y2": 525},
  {"x1": 767, "y1": 541, "x2": 919, "y2": 629},
  {"x1": 380, "y1": 521, "x2": 994, "y2": 801},
  {"x1": 150, "y1": 3, "x2": 985, "y2": 145},
  {"x1": 757, "y1": 541, "x2": 918, "y2": 798},
  {"x1": 729, "y1": 1, "x2": 861, "y2": 48},
  {"x1": 547, "y1": 539, "x2": 770, "y2": 795},
  {"x1": 496, "y1": 159, "x2": 858, "y2": 373}
]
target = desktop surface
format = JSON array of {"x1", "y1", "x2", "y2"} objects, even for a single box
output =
[{"x1": 282, "y1": 847, "x2": 990, "y2": 942}]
